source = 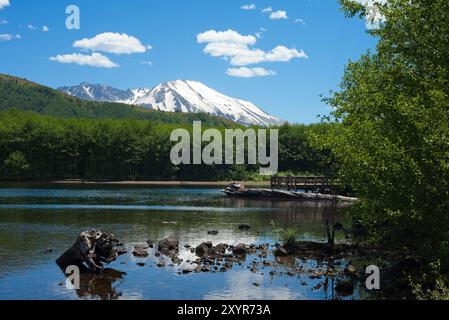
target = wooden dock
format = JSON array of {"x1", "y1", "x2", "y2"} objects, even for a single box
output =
[{"x1": 270, "y1": 176, "x2": 334, "y2": 192}]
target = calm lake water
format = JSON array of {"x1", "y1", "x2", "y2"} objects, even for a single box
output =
[{"x1": 0, "y1": 185, "x2": 369, "y2": 300}]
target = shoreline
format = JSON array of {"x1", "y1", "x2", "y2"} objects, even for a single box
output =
[{"x1": 0, "y1": 180, "x2": 271, "y2": 188}]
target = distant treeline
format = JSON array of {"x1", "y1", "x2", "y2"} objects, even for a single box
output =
[{"x1": 0, "y1": 110, "x2": 335, "y2": 181}]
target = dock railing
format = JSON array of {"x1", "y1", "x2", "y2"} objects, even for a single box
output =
[{"x1": 270, "y1": 175, "x2": 334, "y2": 192}]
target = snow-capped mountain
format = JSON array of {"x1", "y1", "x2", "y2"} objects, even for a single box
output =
[
  {"x1": 58, "y1": 80, "x2": 283, "y2": 126},
  {"x1": 59, "y1": 83, "x2": 135, "y2": 102}
]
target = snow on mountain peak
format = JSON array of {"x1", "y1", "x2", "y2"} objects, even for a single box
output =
[{"x1": 58, "y1": 80, "x2": 283, "y2": 126}]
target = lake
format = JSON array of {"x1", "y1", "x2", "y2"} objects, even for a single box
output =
[{"x1": 0, "y1": 185, "x2": 369, "y2": 300}]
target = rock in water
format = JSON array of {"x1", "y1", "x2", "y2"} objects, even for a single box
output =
[
  {"x1": 196, "y1": 242, "x2": 213, "y2": 257},
  {"x1": 146, "y1": 240, "x2": 155, "y2": 248},
  {"x1": 55, "y1": 230, "x2": 127, "y2": 273},
  {"x1": 215, "y1": 243, "x2": 228, "y2": 254},
  {"x1": 133, "y1": 246, "x2": 149, "y2": 258},
  {"x1": 233, "y1": 243, "x2": 247, "y2": 255},
  {"x1": 238, "y1": 224, "x2": 251, "y2": 231},
  {"x1": 158, "y1": 235, "x2": 179, "y2": 256},
  {"x1": 274, "y1": 245, "x2": 289, "y2": 257}
]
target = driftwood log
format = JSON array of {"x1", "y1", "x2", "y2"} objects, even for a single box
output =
[
  {"x1": 223, "y1": 188, "x2": 358, "y2": 203},
  {"x1": 56, "y1": 230, "x2": 127, "y2": 273}
]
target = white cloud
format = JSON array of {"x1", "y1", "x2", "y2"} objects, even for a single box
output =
[
  {"x1": 197, "y1": 29, "x2": 256, "y2": 46},
  {"x1": 73, "y1": 32, "x2": 148, "y2": 55},
  {"x1": 295, "y1": 19, "x2": 306, "y2": 26},
  {"x1": 42, "y1": 25, "x2": 49, "y2": 32},
  {"x1": 241, "y1": 4, "x2": 256, "y2": 10},
  {"x1": 0, "y1": 33, "x2": 20, "y2": 41},
  {"x1": 0, "y1": 0, "x2": 10, "y2": 10},
  {"x1": 261, "y1": 7, "x2": 272, "y2": 13},
  {"x1": 270, "y1": 10, "x2": 288, "y2": 20},
  {"x1": 0, "y1": 19, "x2": 7, "y2": 25},
  {"x1": 227, "y1": 67, "x2": 276, "y2": 78},
  {"x1": 49, "y1": 52, "x2": 119, "y2": 68},
  {"x1": 27, "y1": 24, "x2": 36, "y2": 30},
  {"x1": 198, "y1": 29, "x2": 307, "y2": 66},
  {"x1": 142, "y1": 60, "x2": 153, "y2": 66}
]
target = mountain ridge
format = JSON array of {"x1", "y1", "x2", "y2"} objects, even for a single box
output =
[
  {"x1": 59, "y1": 80, "x2": 283, "y2": 126},
  {"x1": 0, "y1": 73, "x2": 237, "y2": 127}
]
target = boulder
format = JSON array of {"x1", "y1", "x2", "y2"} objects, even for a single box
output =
[
  {"x1": 215, "y1": 243, "x2": 228, "y2": 254},
  {"x1": 158, "y1": 235, "x2": 179, "y2": 256},
  {"x1": 196, "y1": 242, "x2": 212, "y2": 257},
  {"x1": 232, "y1": 243, "x2": 247, "y2": 255},
  {"x1": 135, "y1": 243, "x2": 149, "y2": 249},
  {"x1": 133, "y1": 247, "x2": 149, "y2": 258}
]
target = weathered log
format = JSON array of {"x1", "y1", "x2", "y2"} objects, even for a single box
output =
[{"x1": 56, "y1": 230, "x2": 127, "y2": 273}]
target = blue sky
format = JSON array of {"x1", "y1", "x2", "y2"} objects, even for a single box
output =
[{"x1": 0, "y1": 0, "x2": 377, "y2": 124}]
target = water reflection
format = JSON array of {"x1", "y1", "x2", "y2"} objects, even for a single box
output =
[{"x1": 76, "y1": 269, "x2": 126, "y2": 300}]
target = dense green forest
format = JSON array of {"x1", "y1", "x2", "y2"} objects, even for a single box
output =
[
  {"x1": 0, "y1": 74, "x2": 235, "y2": 127},
  {"x1": 0, "y1": 110, "x2": 334, "y2": 181}
]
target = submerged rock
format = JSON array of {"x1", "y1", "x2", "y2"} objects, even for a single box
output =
[
  {"x1": 146, "y1": 240, "x2": 155, "y2": 248},
  {"x1": 238, "y1": 224, "x2": 251, "y2": 231},
  {"x1": 207, "y1": 230, "x2": 219, "y2": 235},
  {"x1": 133, "y1": 247, "x2": 149, "y2": 258}
]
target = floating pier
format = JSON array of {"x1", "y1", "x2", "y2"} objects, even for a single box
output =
[
  {"x1": 223, "y1": 188, "x2": 357, "y2": 203},
  {"x1": 223, "y1": 176, "x2": 356, "y2": 202}
]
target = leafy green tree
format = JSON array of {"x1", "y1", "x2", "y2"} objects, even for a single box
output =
[
  {"x1": 325, "y1": 0, "x2": 449, "y2": 266},
  {"x1": 2, "y1": 151, "x2": 30, "y2": 181}
]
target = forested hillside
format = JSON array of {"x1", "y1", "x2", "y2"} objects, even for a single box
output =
[{"x1": 0, "y1": 74, "x2": 236, "y2": 127}]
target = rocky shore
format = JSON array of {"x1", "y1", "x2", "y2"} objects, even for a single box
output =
[{"x1": 127, "y1": 231, "x2": 416, "y2": 299}]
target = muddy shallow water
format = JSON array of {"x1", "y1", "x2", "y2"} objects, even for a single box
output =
[{"x1": 0, "y1": 185, "x2": 371, "y2": 300}]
